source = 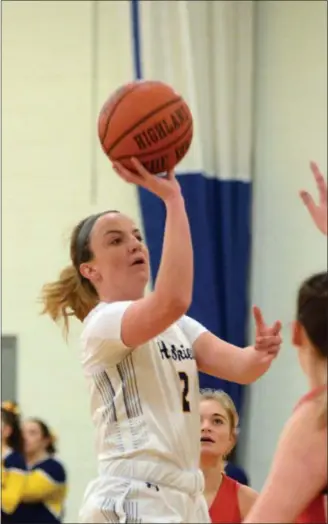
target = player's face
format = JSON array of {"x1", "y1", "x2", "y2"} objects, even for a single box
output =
[
  {"x1": 22, "y1": 421, "x2": 49, "y2": 454},
  {"x1": 200, "y1": 399, "x2": 235, "y2": 459},
  {"x1": 83, "y1": 213, "x2": 150, "y2": 299}
]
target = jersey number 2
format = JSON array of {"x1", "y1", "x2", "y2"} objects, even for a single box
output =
[{"x1": 178, "y1": 372, "x2": 191, "y2": 412}]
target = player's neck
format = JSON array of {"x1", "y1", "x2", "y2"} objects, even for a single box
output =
[
  {"x1": 25, "y1": 450, "x2": 49, "y2": 467},
  {"x1": 201, "y1": 456, "x2": 224, "y2": 491},
  {"x1": 98, "y1": 284, "x2": 145, "y2": 303},
  {"x1": 307, "y1": 358, "x2": 327, "y2": 391}
]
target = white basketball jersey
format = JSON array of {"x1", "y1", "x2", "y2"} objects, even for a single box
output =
[{"x1": 80, "y1": 301, "x2": 207, "y2": 474}]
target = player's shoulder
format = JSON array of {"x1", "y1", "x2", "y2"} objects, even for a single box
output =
[
  {"x1": 275, "y1": 395, "x2": 327, "y2": 479},
  {"x1": 237, "y1": 483, "x2": 258, "y2": 519},
  {"x1": 176, "y1": 314, "x2": 198, "y2": 332},
  {"x1": 176, "y1": 314, "x2": 192, "y2": 329},
  {"x1": 294, "y1": 385, "x2": 327, "y2": 413},
  {"x1": 82, "y1": 301, "x2": 133, "y2": 340},
  {"x1": 176, "y1": 315, "x2": 208, "y2": 345},
  {"x1": 238, "y1": 483, "x2": 258, "y2": 500},
  {"x1": 33, "y1": 457, "x2": 66, "y2": 483},
  {"x1": 290, "y1": 390, "x2": 326, "y2": 433},
  {"x1": 4, "y1": 450, "x2": 26, "y2": 470}
]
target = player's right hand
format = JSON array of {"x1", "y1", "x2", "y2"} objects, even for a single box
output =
[
  {"x1": 112, "y1": 158, "x2": 182, "y2": 203},
  {"x1": 299, "y1": 161, "x2": 327, "y2": 236}
]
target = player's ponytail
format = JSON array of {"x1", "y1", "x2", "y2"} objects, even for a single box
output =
[
  {"x1": 41, "y1": 210, "x2": 118, "y2": 335},
  {"x1": 41, "y1": 264, "x2": 98, "y2": 335}
]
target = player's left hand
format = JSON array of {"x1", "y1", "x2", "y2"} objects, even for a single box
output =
[{"x1": 252, "y1": 306, "x2": 282, "y2": 361}]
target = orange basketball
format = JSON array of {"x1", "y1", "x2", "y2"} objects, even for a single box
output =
[{"x1": 97, "y1": 80, "x2": 193, "y2": 174}]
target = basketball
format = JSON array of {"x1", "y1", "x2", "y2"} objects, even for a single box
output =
[{"x1": 97, "y1": 80, "x2": 193, "y2": 174}]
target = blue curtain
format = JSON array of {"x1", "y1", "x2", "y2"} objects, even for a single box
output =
[{"x1": 130, "y1": 0, "x2": 252, "y2": 417}]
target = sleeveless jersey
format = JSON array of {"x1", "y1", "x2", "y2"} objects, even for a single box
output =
[{"x1": 209, "y1": 474, "x2": 241, "y2": 524}]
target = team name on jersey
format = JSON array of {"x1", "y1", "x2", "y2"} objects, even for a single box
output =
[{"x1": 157, "y1": 340, "x2": 194, "y2": 361}]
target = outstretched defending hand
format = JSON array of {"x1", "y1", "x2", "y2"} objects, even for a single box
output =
[{"x1": 299, "y1": 161, "x2": 327, "y2": 236}]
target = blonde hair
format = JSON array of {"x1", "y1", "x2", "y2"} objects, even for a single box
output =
[
  {"x1": 40, "y1": 215, "x2": 102, "y2": 335},
  {"x1": 200, "y1": 389, "x2": 239, "y2": 437},
  {"x1": 41, "y1": 266, "x2": 98, "y2": 334}
]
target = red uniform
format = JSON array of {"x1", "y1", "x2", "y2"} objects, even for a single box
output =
[
  {"x1": 209, "y1": 474, "x2": 241, "y2": 524},
  {"x1": 296, "y1": 385, "x2": 327, "y2": 524}
]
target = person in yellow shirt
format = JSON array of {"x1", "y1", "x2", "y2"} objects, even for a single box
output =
[
  {"x1": 15, "y1": 418, "x2": 67, "y2": 523},
  {"x1": 1, "y1": 401, "x2": 27, "y2": 523}
]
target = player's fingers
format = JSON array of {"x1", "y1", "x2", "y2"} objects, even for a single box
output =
[
  {"x1": 112, "y1": 162, "x2": 143, "y2": 185},
  {"x1": 271, "y1": 320, "x2": 282, "y2": 335},
  {"x1": 253, "y1": 305, "x2": 265, "y2": 334},
  {"x1": 166, "y1": 169, "x2": 176, "y2": 181},
  {"x1": 310, "y1": 161, "x2": 327, "y2": 205},
  {"x1": 255, "y1": 334, "x2": 281, "y2": 349},
  {"x1": 130, "y1": 158, "x2": 152, "y2": 179},
  {"x1": 299, "y1": 190, "x2": 317, "y2": 215},
  {"x1": 267, "y1": 344, "x2": 280, "y2": 357}
]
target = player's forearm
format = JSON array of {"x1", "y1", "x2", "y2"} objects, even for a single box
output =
[
  {"x1": 154, "y1": 193, "x2": 193, "y2": 311},
  {"x1": 239, "y1": 346, "x2": 272, "y2": 383},
  {"x1": 195, "y1": 338, "x2": 271, "y2": 385}
]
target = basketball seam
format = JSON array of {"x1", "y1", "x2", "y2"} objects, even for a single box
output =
[
  {"x1": 105, "y1": 96, "x2": 183, "y2": 155},
  {"x1": 100, "y1": 83, "x2": 146, "y2": 142},
  {"x1": 113, "y1": 121, "x2": 193, "y2": 161}
]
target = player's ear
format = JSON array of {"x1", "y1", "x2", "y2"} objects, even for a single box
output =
[
  {"x1": 80, "y1": 262, "x2": 101, "y2": 284},
  {"x1": 292, "y1": 321, "x2": 302, "y2": 347}
]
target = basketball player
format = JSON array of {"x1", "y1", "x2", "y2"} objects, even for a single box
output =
[
  {"x1": 244, "y1": 272, "x2": 327, "y2": 523},
  {"x1": 200, "y1": 390, "x2": 257, "y2": 523},
  {"x1": 244, "y1": 163, "x2": 327, "y2": 523},
  {"x1": 41, "y1": 159, "x2": 281, "y2": 523}
]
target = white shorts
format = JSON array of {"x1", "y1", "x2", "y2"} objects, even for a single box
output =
[{"x1": 79, "y1": 460, "x2": 210, "y2": 523}]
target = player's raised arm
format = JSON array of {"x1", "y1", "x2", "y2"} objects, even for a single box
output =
[{"x1": 111, "y1": 159, "x2": 193, "y2": 347}]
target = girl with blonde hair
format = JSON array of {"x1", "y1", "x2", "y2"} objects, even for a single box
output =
[{"x1": 200, "y1": 390, "x2": 257, "y2": 523}]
